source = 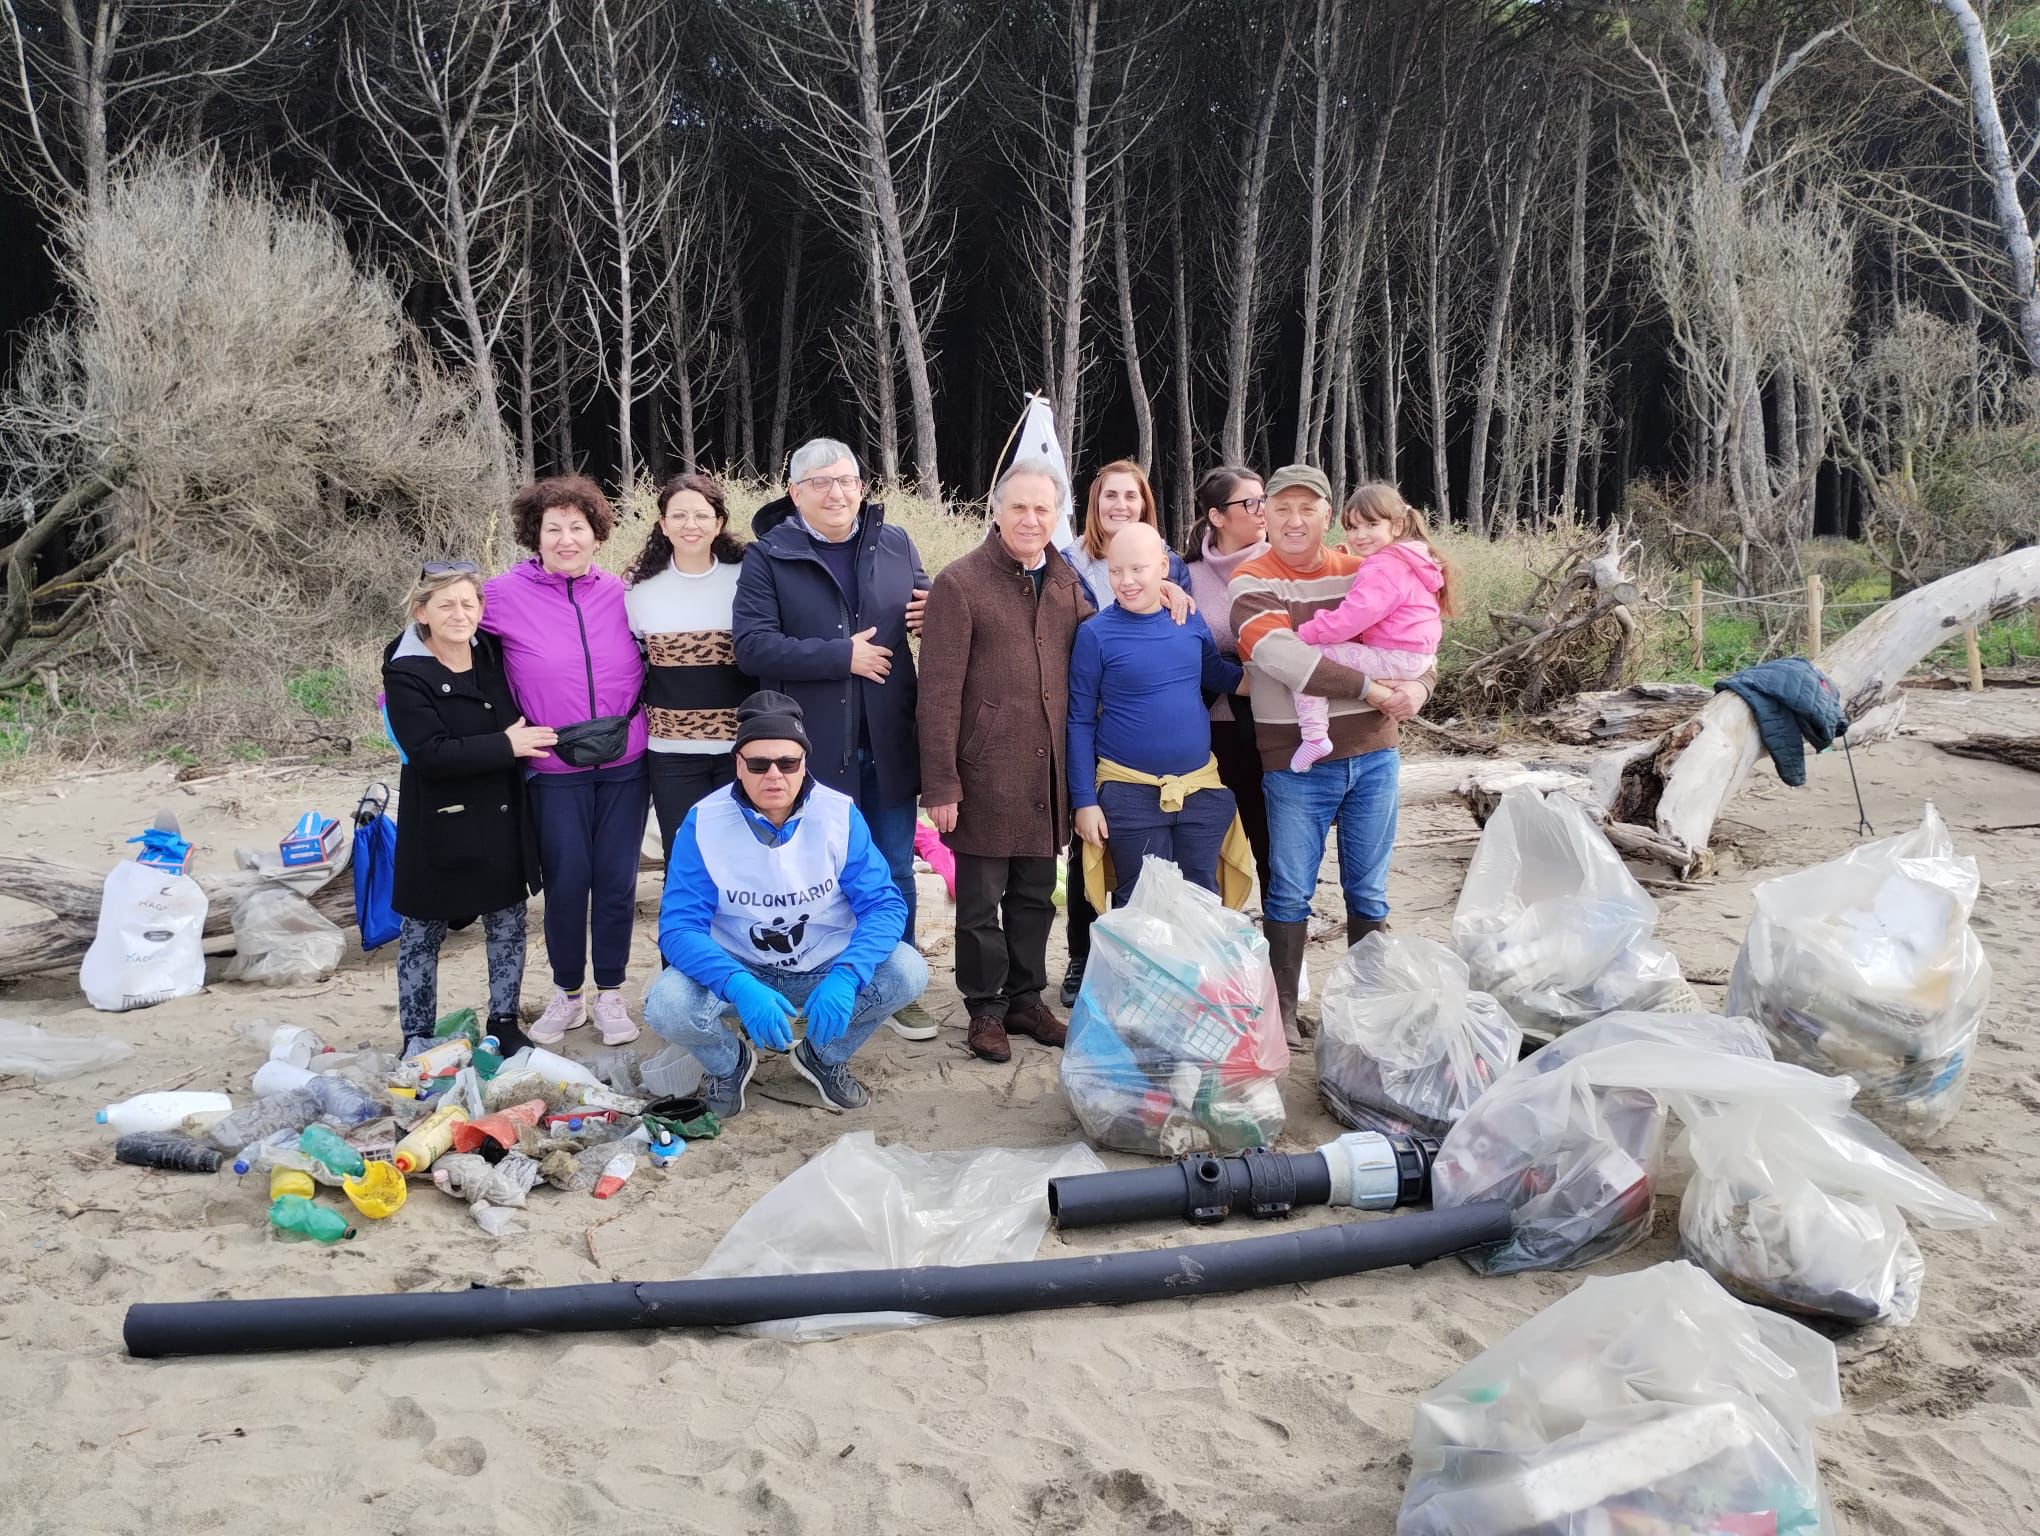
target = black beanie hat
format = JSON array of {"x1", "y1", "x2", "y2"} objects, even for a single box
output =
[{"x1": 733, "y1": 690, "x2": 812, "y2": 754}]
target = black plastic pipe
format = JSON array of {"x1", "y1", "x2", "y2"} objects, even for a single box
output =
[
  {"x1": 123, "y1": 1200, "x2": 1511, "y2": 1358},
  {"x1": 1047, "y1": 1134, "x2": 1440, "y2": 1230}
]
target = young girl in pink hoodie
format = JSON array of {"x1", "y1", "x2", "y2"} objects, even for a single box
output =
[{"x1": 1289, "y1": 483, "x2": 1455, "y2": 771}]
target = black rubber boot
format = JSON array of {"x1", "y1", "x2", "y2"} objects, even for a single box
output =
[
  {"x1": 1346, "y1": 910, "x2": 1390, "y2": 951},
  {"x1": 1263, "y1": 918, "x2": 1309, "y2": 1053}
]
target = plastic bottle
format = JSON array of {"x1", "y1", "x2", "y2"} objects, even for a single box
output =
[
  {"x1": 269, "y1": 1166, "x2": 315, "y2": 1200},
  {"x1": 297, "y1": 1124, "x2": 367, "y2": 1179},
  {"x1": 502, "y1": 1045, "x2": 604, "y2": 1090},
  {"x1": 252, "y1": 1059, "x2": 315, "y2": 1098},
  {"x1": 392, "y1": 1101, "x2": 469, "y2": 1174},
  {"x1": 95, "y1": 1092, "x2": 234, "y2": 1136},
  {"x1": 267, "y1": 1025, "x2": 327, "y2": 1067},
  {"x1": 591, "y1": 1149, "x2": 637, "y2": 1200},
  {"x1": 229, "y1": 1127, "x2": 331, "y2": 1184},
  {"x1": 342, "y1": 1160, "x2": 407, "y2": 1219},
  {"x1": 648, "y1": 1130, "x2": 684, "y2": 1168},
  {"x1": 113, "y1": 1131, "x2": 224, "y2": 1173},
  {"x1": 302, "y1": 1074, "x2": 386, "y2": 1127},
  {"x1": 407, "y1": 1037, "x2": 473, "y2": 1079},
  {"x1": 432, "y1": 1008, "x2": 481, "y2": 1044},
  {"x1": 268, "y1": 1194, "x2": 353, "y2": 1243},
  {"x1": 208, "y1": 1089, "x2": 324, "y2": 1151}
]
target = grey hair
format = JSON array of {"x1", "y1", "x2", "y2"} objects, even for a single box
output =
[
  {"x1": 788, "y1": 437, "x2": 860, "y2": 486},
  {"x1": 993, "y1": 455, "x2": 1067, "y2": 507}
]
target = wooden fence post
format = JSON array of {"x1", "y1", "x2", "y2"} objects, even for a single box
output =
[
  {"x1": 1964, "y1": 626, "x2": 1984, "y2": 692},
  {"x1": 1804, "y1": 573, "x2": 1823, "y2": 658},
  {"x1": 1689, "y1": 576, "x2": 1704, "y2": 671}
]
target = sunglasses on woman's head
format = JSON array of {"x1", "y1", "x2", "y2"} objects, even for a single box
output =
[
  {"x1": 422, "y1": 559, "x2": 480, "y2": 576},
  {"x1": 741, "y1": 754, "x2": 805, "y2": 776}
]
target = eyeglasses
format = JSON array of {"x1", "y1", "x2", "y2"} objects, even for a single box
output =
[
  {"x1": 421, "y1": 559, "x2": 480, "y2": 576},
  {"x1": 797, "y1": 474, "x2": 863, "y2": 495},
  {"x1": 662, "y1": 509, "x2": 720, "y2": 526},
  {"x1": 740, "y1": 753, "x2": 806, "y2": 776},
  {"x1": 1220, "y1": 497, "x2": 1267, "y2": 514}
]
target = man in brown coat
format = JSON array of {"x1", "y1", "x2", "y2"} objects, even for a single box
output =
[{"x1": 919, "y1": 459, "x2": 1095, "y2": 1062}]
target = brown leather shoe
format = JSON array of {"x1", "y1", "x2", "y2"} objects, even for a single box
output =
[
  {"x1": 1005, "y1": 1001, "x2": 1067, "y2": 1048},
  {"x1": 966, "y1": 1011, "x2": 1012, "y2": 1063}
]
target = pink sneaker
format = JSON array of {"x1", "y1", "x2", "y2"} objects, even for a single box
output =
[
  {"x1": 592, "y1": 989, "x2": 639, "y2": 1046},
  {"x1": 1289, "y1": 736, "x2": 1333, "y2": 773},
  {"x1": 528, "y1": 988, "x2": 586, "y2": 1045}
]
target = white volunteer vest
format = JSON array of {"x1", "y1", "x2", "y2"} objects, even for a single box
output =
[{"x1": 694, "y1": 782, "x2": 858, "y2": 975}]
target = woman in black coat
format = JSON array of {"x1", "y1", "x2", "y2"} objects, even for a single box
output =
[{"x1": 381, "y1": 563, "x2": 554, "y2": 1056}]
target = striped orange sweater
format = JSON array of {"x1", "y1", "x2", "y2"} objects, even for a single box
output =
[{"x1": 1229, "y1": 546, "x2": 1427, "y2": 771}]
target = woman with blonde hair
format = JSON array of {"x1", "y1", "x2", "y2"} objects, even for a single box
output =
[{"x1": 382, "y1": 561, "x2": 553, "y2": 1056}]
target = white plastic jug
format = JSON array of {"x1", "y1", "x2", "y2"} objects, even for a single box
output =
[
  {"x1": 96, "y1": 1091, "x2": 233, "y2": 1135},
  {"x1": 251, "y1": 1058, "x2": 315, "y2": 1097},
  {"x1": 79, "y1": 860, "x2": 207, "y2": 1012}
]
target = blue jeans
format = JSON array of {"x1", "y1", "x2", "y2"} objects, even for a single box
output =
[
  {"x1": 642, "y1": 943, "x2": 930, "y2": 1076},
  {"x1": 1096, "y1": 781, "x2": 1237, "y2": 907},
  {"x1": 1261, "y1": 747, "x2": 1400, "y2": 924},
  {"x1": 858, "y1": 747, "x2": 918, "y2": 946}
]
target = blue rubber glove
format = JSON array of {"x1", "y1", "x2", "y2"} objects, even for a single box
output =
[
  {"x1": 725, "y1": 973, "x2": 797, "y2": 1052},
  {"x1": 803, "y1": 967, "x2": 860, "y2": 1049}
]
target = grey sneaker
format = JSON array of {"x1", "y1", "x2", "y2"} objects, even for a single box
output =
[
  {"x1": 700, "y1": 1036, "x2": 757, "y2": 1120},
  {"x1": 790, "y1": 1039, "x2": 869, "y2": 1112},
  {"x1": 884, "y1": 1000, "x2": 939, "y2": 1041}
]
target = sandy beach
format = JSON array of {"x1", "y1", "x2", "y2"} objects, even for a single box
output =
[{"x1": 1, "y1": 683, "x2": 2035, "y2": 1536}]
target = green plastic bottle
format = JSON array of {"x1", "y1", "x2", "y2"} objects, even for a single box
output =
[
  {"x1": 432, "y1": 1008, "x2": 481, "y2": 1044},
  {"x1": 268, "y1": 1194, "x2": 354, "y2": 1244},
  {"x1": 297, "y1": 1124, "x2": 367, "y2": 1179}
]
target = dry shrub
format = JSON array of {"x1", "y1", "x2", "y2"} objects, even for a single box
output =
[{"x1": 0, "y1": 154, "x2": 493, "y2": 755}]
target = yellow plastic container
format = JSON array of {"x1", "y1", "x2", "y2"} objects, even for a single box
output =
[
  {"x1": 392, "y1": 1101, "x2": 469, "y2": 1175},
  {"x1": 269, "y1": 1166, "x2": 315, "y2": 1200},
  {"x1": 342, "y1": 1159, "x2": 408, "y2": 1220}
]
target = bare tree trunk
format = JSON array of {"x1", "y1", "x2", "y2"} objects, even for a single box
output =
[
  {"x1": 1292, "y1": 0, "x2": 1343, "y2": 461},
  {"x1": 1560, "y1": 98, "x2": 1591, "y2": 516},
  {"x1": 1112, "y1": 154, "x2": 1154, "y2": 474},
  {"x1": 1936, "y1": 0, "x2": 2040, "y2": 369},
  {"x1": 1464, "y1": 105, "x2": 1547, "y2": 535},
  {"x1": 1328, "y1": 343, "x2": 1351, "y2": 509},
  {"x1": 1422, "y1": 133, "x2": 1453, "y2": 520},
  {"x1": 551, "y1": 319, "x2": 574, "y2": 472},
  {"x1": 1379, "y1": 266, "x2": 1401, "y2": 490},
  {"x1": 861, "y1": 214, "x2": 899, "y2": 484},
  {"x1": 767, "y1": 214, "x2": 804, "y2": 474},
  {"x1": 1168, "y1": 143, "x2": 1195, "y2": 540},
  {"x1": 1218, "y1": 26, "x2": 1290, "y2": 464},
  {"x1": 1052, "y1": 0, "x2": 1101, "y2": 462},
  {"x1": 516, "y1": 217, "x2": 537, "y2": 482},
  {"x1": 724, "y1": 251, "x2": 756, "y2": 475}
]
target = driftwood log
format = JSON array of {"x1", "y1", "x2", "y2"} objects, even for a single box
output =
[
  {"x1": 1933, "y1": 733, "x2": 2040, "y2": 774},
  {"x1": 0, "y1": 847, "x2": 671, "y2": 982},
  {"x1": 1612, "y1": 548, "x2": 2040, "y2": 874},
  {"x1": 1533, "y1": 682, "x2": 1714, "y2": 745},
  {"x1": 1458, "y1": 522, "x2": 1647, "y2": 713}
]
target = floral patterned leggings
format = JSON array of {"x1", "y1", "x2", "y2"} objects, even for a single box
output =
[{"x1": 396, "y1": 905, "x2": 527, "y2": 1043}]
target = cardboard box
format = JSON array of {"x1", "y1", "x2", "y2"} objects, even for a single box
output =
[{"x1": 279, "y1": 811, "x2": 344, "y2": 869}]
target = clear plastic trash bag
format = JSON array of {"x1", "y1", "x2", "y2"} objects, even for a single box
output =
[
  {"x1": 689, "y1": 1131, "x2": 1107, "y2": 1341},
  {"x1": 1678, "y1": 1099, "x2": 1993, "y2": 1326},
  {"x1": 0, "y1": 1018, "x2": 136, "y2": 1082},
  {"x1": 1728, "y1": 804, "x2": 1990, "y2": 1144},
  {"x1": 1060, "y1": 859, "x2": 1288, "y2": 1157},
  {"x1": 1431, "y1": 1012, "x2": 1852, "y2": 1275},
  {"x1": 1452, "y1": 789, "x2": 1691, "y2": 1035},
  {"x1": 1397, "y1": 1260, "x2": 1840, "y2": 1536},
  {"x1": 1316, "y1": 933, "x2": 1520, "y2": 1137},
  {"x1": 80, "y1": 858, "x2": 208, "y2": 1012},
  {"x1": 221, "y1": 885, "x2": 346, "y2": 986}
]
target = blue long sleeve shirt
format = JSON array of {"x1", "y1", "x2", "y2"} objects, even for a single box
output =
[{"x1": 1067, "y1": 604, "x2": 1244, "y2": 809}]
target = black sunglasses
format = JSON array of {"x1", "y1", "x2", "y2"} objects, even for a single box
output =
[
  {"x1": 422, "y1": 559, "x2": 480, "y2": 576},
  {"x1": 740, "y1": 753, "x2": 805, "y2": 776}
]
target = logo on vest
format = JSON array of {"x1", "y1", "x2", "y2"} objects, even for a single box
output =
[{"x1": 749, "y1": 913, "x2": 810, "y2": 958}]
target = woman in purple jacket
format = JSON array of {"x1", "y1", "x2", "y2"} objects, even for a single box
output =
[{"x1": 482, "y1": 475, "x2": 648, "y2": 1046}]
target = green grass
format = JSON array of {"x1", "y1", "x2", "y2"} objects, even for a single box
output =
[{"x1": 286, "y1": 665, "x2": 348, "y2": 719}]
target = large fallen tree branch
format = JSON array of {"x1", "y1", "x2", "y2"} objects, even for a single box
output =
[
  {"x1": 1612, "y1": 548, "x2": 2040, "y2": 875},
  {"x1": 1456, "y1": 521, "x2": 1647, "y2": 714},
  {"x1": 1933, "y1": 733, "x2": 2040, "y2": 774}
]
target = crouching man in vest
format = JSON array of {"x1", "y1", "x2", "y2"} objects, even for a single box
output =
[{"x1": 645, "y1": 690, "x2": 930, "y2": 1115}]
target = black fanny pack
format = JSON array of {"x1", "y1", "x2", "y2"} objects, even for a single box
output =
[{"x1": 552, "y1": 714, "x2": 633, "y2": 768}]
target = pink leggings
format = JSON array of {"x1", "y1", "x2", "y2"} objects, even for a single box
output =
[{"x1": 1294, "y1": 642, "x2": 1434, "y2": 743}]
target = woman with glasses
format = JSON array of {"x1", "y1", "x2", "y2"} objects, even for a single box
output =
[
  {"x1": 627, "y1": 472, "x2": 751, "y2": 862},
  {"x1": 1182, "y1": 465, "x2": 1273, "y2": 904},
  {"x1": 482, "y1": 475, "x2": 650, "y2": 1048},
  {"x1": 382, "y1": 561, "x2": 553, "y2": 1057}
]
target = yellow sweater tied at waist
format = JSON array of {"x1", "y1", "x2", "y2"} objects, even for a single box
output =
[{"x1": 1081, "y1": 755, "x2": 1255, "y2": 914}]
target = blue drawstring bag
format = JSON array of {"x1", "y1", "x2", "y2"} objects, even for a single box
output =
[{"x1": 351, "y1": 783, "x2": 400, "y2": 950}]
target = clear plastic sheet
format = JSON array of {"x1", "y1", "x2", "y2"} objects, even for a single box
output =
[
  {"x1": 1678, "y1": 1100, "x2": 1993, "y2": 1326},
  {"x1": 221, "y1": 885, "x2": 347, "y2": 986},
  {"x1": 1316, "y1": 933, "x2": 1520, "y2": 1137},
  {"x1": 0, "y1": 1018, "x2": 136, "y2": 1082},
  {"x1": 1728, "y1": 804, "x2": 1990, "y2": 1144},
  {"x1": 1431, "y1": 1012, "x2": 1853, "y2": 1275},
  {"x1": 1060, "y1": 860, "x2": 1288, "y2": 1157},
  {"x1": 690, "y1": 1131, "x2": 1107, "y2": 1341},
  {"x1": 1452, "y1": 789, "x2": 1691, "y2": 1034},
  {"x1": 80, "y1": 858, "x2": 208, "y2": 1012},
  {"x1": 1398, "y1": 1260, "x2": 1839, "y2": 1536}
]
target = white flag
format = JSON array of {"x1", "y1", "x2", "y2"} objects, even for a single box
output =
[{"x1": 1008, "y1": 394, "x2": 1076, "y2": 551}]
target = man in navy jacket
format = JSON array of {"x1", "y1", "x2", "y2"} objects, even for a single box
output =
[{"x1": 733, "y1": 438, "x2": 934, "y2": 1037}]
